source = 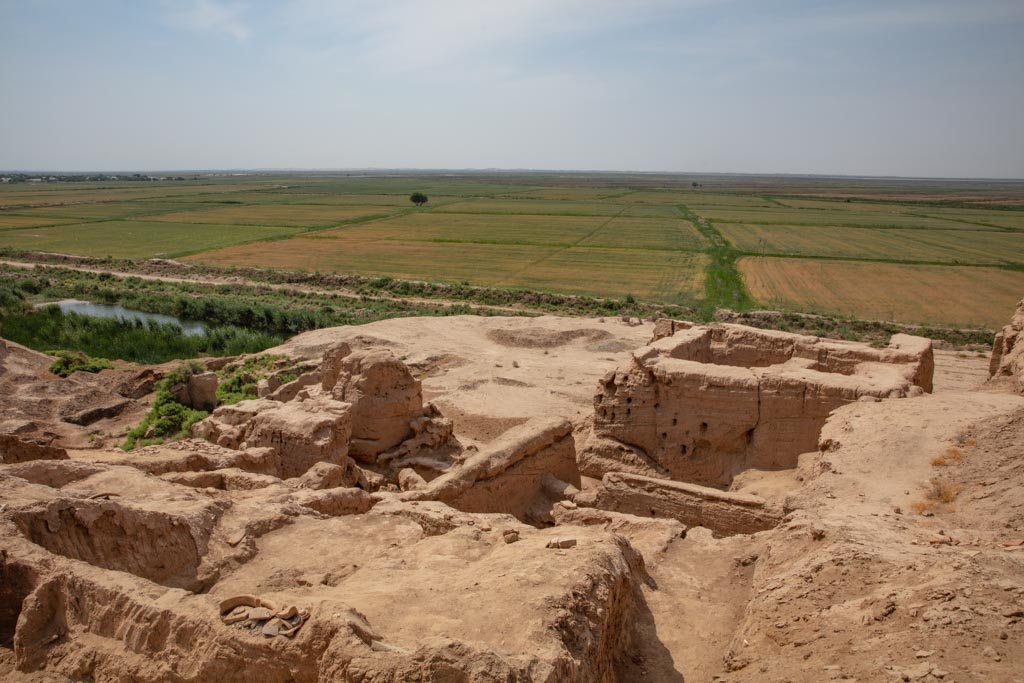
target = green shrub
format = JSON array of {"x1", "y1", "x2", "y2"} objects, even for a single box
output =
[
  {"x1": 123, "y1": 365, "x2": 209, "y2": 450},
  {"x1": 46, "y1": 350, "x2": 114, "y2": 377},
  {"x1": 215, "y1": 354, "x2": 286, "y2": 405}
]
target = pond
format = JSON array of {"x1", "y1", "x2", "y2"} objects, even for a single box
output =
[{"x1": 48, "y1": 300, "x2": 208, "y2": 337}]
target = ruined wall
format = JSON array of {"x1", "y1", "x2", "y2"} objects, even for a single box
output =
[
  {"x1": 989, "y1": 298, "x2": 1024, "y2": 395},
  {"x1": 576, "y1": 471, "x2": 784, "y2": 537},
  {"x1": 194, "y1": 397, "x2": 353, "y2": 479},
  {"x1": 581, "y1": 322, "x2": 934, "y2": 487},
  {"x1": 411, "y1": 418, "x2": 581, "y2": 521}
]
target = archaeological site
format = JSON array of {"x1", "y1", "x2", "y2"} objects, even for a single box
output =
[{"x1": 2, "y1": 303, "x2": 1023, "y2": 682}]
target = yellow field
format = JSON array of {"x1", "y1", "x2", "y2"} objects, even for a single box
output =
[
  {"x1": 189, "y1": 237, "x2": 705, "y2": 302},
  {"x1": 435, "y1": 200, "x2": 633, "y2": 217},
  {"x1": 740, "y1": 256, "x2": 1024, "y2": 328},
  {"x1": 495, "y1": 248, "x2": 707, "y2": 301},
  {"x1": 189, "y1": 238, "x2": 557, "y2": 285},
  {"x1": 0, "y1": 214, "x2": 77, "y2": 229},
  {"x1": 320, "y1": 212, "x2": 605, "y2": 245},
  {"x1": 503, "y1": 188, "x2": 624, "y2": 201},
  {"x1": 149, "y1": 204, "x2": 389, "y2": 227},
  {"x1": 576, "y1": 217, "x2": 705, "y2": 251},
  {"x1": 719, "y1": 223, "x2": 1024, "y2": 265}
]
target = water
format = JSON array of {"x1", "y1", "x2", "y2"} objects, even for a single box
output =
[{"x1": 51, "y1": 300, "x2": 208, "y2": 337}]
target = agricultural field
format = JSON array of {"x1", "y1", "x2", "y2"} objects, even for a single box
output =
[
  {"x1": 0, "y1": 171, "x2": 1022, "y2": 328},
  {"x1": 319, "y1": 212, "x2": 613, "y2": 246},
  {"x1": 739, "y1": 257, "x2": 1024, "y2": 328},
  {"x1": 0, "y1": 220, "x2": 301, "y2": 258},
  {"x1": 697, "y1": 207, "x2": 988, "y2": 230},
  {"x1": 149, "y1": 203, "x2": 390, "y2": 228},
  {"x1": 0, "y1": 214, "x2": 77, "y2": 229},
  {"x1": 717, "y1": 223, "x2": 1024, "y2": 264}
]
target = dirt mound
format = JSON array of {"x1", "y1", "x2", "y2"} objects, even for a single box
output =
[{"x1": 487, "y1": 326, "x2": 612, "y2": 348}]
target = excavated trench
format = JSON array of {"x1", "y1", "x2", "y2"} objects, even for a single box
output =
[
  {"x1": 12, "y1": 499, "x2": 215, "y2": 591},
  {"x1": 0, "y1": 559, "x2": 36, "y2": 649}
]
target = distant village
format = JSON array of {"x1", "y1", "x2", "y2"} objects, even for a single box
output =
[{"x1": 0, "y1": 173, "x2": 193, "y2": 184}]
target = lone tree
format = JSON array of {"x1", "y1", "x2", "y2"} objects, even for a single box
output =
[{"x1": 410, "y1": 192, "x2": 428, "y2": 207}]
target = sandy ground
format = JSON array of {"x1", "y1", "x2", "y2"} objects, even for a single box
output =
[{"x1": 273, "y1": 315, "x2": 654, "y2": 441}]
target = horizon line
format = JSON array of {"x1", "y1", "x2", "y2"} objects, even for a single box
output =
[{"x1": 2, "y1": 167, "x2": 1024, "y2": 183}]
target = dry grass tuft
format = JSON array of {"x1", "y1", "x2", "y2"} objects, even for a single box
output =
[
  {"x1": 911, "y1": 478, "x2": 962, "y2": 514},
  {"x1": 931, "y1": 447, "x2": 965, "y2": 467},
  {"x1": 925, "y1": 478, "x2": 961, "y2": 503}
]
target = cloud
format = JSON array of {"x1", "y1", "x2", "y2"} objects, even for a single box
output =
[
  {"x1": 163, "y1": 0, "x2": 250, "y2": 41},
  {"x1": 277, "y1": 0, "x2": 719, "y2": 74}
]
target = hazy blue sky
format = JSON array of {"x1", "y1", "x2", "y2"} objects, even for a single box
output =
[{"x1": 2, "y1": 0, "x2": 1022, "y2": 177}]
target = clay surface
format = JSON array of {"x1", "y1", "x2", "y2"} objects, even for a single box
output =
[{"x1": 2, "y1": 313, "x2": 1023, "y2": 682}]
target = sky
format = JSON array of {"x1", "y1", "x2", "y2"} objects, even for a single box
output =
[{"x1": 1, "y1": 0, "x2": 1023, "y2": 178}]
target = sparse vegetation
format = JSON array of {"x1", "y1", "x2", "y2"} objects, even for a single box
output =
[
  {"x1": 123, "y1": 364, "x2": 209, "y2": 450},
  {"x1": 911, "y1": 477, "x2": 963, "y2": 514},
  {"x1": 46, "y1": 349, "x2": 113, "y2": 377},
  {"x1": 215, "y1": 354, "x2": 289, "y2": 405}
]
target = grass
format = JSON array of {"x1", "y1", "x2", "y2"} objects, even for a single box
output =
[
  {"x1": 0, "y1": 306, "x2": 283, "y2": 364},
  {"x1": 718, "y1": 223, "x2": 1024, "y2": 264},
  {"x1": 13, "y1": 201, "x2": 217, "y2": 220},
  {"x1": 149, "y1": 203, "x2": 389, "y2": 228},
  {"x1": 321, "y1": 211, "x2": 609, "y2": 246},
  {"x1": 678, "y1": 204, "x2": 753, "y2": 317},
  {"x1": 695, "y1": 207, "x2": 992, "y2": 231},
  {"x1": 432, "y1": 199, "x2": 651, "y2": 217},
  {"x1": 0, "y1": 214, "x2": 78, "y2": 229},
  {"x1": 0, "y1": 220, "x2": 303, "y2": 258}
]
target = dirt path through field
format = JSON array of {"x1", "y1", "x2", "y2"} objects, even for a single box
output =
[{"x1": 0, "y1": 258, "x2": 532, "y2": 315}]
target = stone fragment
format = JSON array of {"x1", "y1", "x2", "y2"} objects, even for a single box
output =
[
  {"x1": 248, "y1": 607, "x2": 273, "y2": 621},
  {"x1": 546, "y1": 538, "x2": 577, "y2": 549},
  {"x1": 219, "y1": 595, "x2": 260, "y2": 614}
]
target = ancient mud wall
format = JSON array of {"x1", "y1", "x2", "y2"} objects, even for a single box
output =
[
  {"x1": 989, "y1": 298, "x2": 1024, "y2": 395},
  {"x1": 581, "y1": 321, "x2": 934, "y2": 487}
]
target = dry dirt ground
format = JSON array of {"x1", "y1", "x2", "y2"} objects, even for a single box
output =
[{"x1": 1, "y1": 314, "x2": 1023, "y2": 682}]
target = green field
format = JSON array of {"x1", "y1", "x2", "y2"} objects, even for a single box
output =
[
  {"x1": 0, "y1": 220, "x2": 302, "y2": 258},
  {"x1": 1, "y1": 172, "x2": 1023, "y2": 327},
  {"x1": 718, "y1": 223, "x2": 1024, "y2": 264}
]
